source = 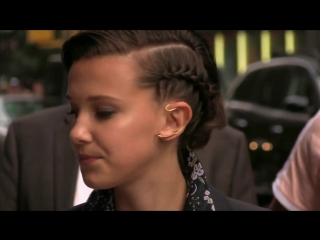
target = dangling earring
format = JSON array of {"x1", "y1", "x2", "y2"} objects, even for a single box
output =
[{"x1": 156, "y1": 104, "x2": 185, "y2": 138}]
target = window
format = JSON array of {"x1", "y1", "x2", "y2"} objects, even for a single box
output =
[
  {"x1": 286, "y1": 66, "x2": 313, "y2": 100},
  {"x1": 281, "y1": 66, "x2": 315, "y2": 113},
  {"x1": 257, "y1": 67, "x2": 291, "y2": 109},
  {"x1": 232, "y1": 70, "x2": 266, "y2": 102}
]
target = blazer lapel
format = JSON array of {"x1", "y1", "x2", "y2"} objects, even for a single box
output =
[
  {"x1": 53, "y1": 111, "x2": 78, "y2": 211},
  {"x1": 209, "y1": 185, "x2": 232, "y2": 211}
]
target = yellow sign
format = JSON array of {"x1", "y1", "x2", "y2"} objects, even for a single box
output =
[
  {"x1": 27, "y1": 30, "x2": 55, "y2": 44},
  {"x1": 26, "y1": 30, "x2": 80, "y2": 49}
]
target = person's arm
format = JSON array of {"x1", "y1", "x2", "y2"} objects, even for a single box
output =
[
  {"x1": 230, "y1": 132, "x2": 258, "y2": 205},
  {"x1": 269, "y1": 197, "x2": 288, "y2": 211},
  {"x1": 0, "y1": 123, "x2": 19, "y2": 210},
  {"x1": 270, "y1": 124, "x2": 320, "y2": 211}
]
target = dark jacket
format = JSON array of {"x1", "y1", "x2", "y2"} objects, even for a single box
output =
[
  {"x1": 69, "y1": 185, "x2": 267, "y2": 211},
  {"x1": 0, "y1": 104, "x2": 77, "y2": 211}
]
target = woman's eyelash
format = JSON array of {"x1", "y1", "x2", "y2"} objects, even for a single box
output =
[
  {"x1": 67, "y1": 110, "x2": 78, "y2": 116},
  {"x1": 96, "y1": 110, "x2": 115, "y2": 118},
  {"x1": 65, "y1": 110, "x2": 115, "y2": 119}
]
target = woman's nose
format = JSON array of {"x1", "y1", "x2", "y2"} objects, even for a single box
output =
[{"x1": 70, "y1": 115, "x2": 93, "y2": 145}]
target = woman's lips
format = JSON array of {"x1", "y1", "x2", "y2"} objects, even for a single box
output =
[{"x1": 78, "y1": 154, "x2": 101, "y2": 165}]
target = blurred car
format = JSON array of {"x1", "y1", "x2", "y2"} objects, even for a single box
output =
[
  {"x1": 0, "y1": 93, "x2": 44, "y2": 130},
  {"x1": 225, "y1": 53, "x2": 320, "y2": 206}
]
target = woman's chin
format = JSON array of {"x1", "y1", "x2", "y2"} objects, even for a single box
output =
[{"x1": 82, "y1": 175, "x2": 115, "y2": 190}]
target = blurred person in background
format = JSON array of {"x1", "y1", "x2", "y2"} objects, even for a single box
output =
[
  {"x1": 0, "y1": 104, "x2": 92, "y2": 211},
  {"x1": 32, "y1": 81, "x2": 44, "y2": 96},
  {"x1": 269, "y1": 109, "x2": 320, "y2": 211},
  {"x1": 196, "y1": 126, "x2": 257, "y2": 204}
]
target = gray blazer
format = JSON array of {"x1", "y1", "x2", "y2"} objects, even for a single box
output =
[
  {"x1": 0, "y1": 104, "x2": 257, "y2": 211},
  {"x1": 195, "y1": 125, "x2": 257, "y2": 205},
  {"x1": 0, "y1": 104, "x2": 77, "y2": 211}
]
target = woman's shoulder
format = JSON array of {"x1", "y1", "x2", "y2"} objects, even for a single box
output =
[{"x1": 209, "y1": 185, "x2": 269, "y2": 211}]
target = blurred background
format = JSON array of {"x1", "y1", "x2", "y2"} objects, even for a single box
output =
[{"x1": 1, "y1": 30, "x2": 319, "y2": 207}]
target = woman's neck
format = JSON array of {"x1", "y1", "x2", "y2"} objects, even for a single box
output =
[{"x1": 113, "y1": 151, "x2": 187, "y2": 211}]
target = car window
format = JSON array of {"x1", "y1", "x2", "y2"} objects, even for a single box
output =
[
  {"x1": 286, "y1": 66, "x2": 314, "y2": 105},
  {"x1": 256, "y1": 66, "x2": 291, "y2": 109},
  {"x1": 232, "y1": 70, "x2": 266, "y2": 102}
]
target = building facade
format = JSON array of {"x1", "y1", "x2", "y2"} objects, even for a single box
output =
[{"x1": 24, "y1": 30, "x2": 320, "y2": 95}]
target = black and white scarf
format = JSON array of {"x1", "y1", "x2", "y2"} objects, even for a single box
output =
[{"x1": 81, "y1": 146, "x2": 215, "y2": 211}]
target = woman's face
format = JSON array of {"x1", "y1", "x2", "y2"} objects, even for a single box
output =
[{"x1": 67, "y1": 55, "x2": 165, "y2": 189}]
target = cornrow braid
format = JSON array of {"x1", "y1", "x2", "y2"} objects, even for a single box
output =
[
  {"x1": 61, "y1": 30, "x2": 226, "y2": 149},
  {"x1": 161, "y1": 67, "x2": 217, "y2": 101}
]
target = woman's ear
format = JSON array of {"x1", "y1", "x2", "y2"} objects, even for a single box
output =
[{"x1": 156, "y1": 101, "x2": 192, "y2": 141}]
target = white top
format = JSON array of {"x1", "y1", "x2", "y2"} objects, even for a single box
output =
[
  {"x1": 0, "y1": 125, "x2": 8, "y2": 136},
  {"x1": 73, "y1": 168, "x2": 93, "y2": 206},
  {"x1": 272, "y1": 109, "x2": 320, "y2": 211}
]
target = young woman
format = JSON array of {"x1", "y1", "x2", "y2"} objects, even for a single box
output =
[{"x1": 62, "y1": 30, "x2": 266, "y2": 211}]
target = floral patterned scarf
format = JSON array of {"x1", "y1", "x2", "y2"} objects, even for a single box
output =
[{"x1": 82, "y1": 146, "x2": 215, "y2": 211}]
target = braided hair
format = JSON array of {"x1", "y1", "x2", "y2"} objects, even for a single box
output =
[{"x1": 61, "y1": 30, "x2": 226, "y2": 149}]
